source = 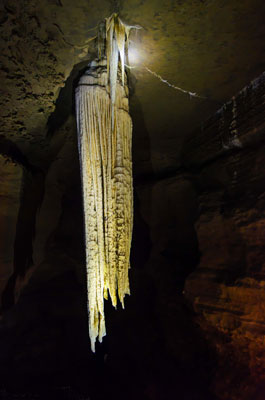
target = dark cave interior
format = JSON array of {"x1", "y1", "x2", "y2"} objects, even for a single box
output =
[{"x1": 1, "y1": 1, "x2": 265, "y2": 399}]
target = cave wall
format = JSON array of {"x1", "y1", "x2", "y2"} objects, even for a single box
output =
[
  {"x1": 0, "y1": 117, "x2": 216, "y2": 400},
  {"x1": 183, "y1": 72, "x2": 265, "y2": 399},
  {"x1": 0, "y1": 156, "x2": 22, "y2": 299},
  {"x1": 1, "y1": 63, "x2": 265, "y2": 400},
  {"x1": 0, "y1": 115, "x2": 90, "y2": 385}
]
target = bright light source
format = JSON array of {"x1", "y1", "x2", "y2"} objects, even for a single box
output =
[{"x1": 128, "y1": 46, "x2": 141, "y2": 65}]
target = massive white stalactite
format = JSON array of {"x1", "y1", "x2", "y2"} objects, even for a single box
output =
[{"x1": 75, "y1": 58, "x2": 133, "y2": 352}]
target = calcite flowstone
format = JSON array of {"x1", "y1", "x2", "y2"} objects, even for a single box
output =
[{"x1": 75, "y1": 59, "x2": 133, "y2": 351}]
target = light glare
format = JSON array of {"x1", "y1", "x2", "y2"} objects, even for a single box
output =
[{"x1": 128, "y1": 47, "x2": 141, "y2": 65}]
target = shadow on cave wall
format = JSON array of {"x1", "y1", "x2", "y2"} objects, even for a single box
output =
[
  {"x1": 1, "y1": 169, "x2": 45, "y2": 311},
  {"x1": 47, "y1": 59, "x2": 92, "y2": 138},
  {"x1": 1, "y1": 58, "x2": 93, "y2": 313},
  {"x1": 0, "y1": 136, "x2": 44, "y2": 312},
  {"x1": 128, "y1": 72, "x2": 153, "y2": 271}
]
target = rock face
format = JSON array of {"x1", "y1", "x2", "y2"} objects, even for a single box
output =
[
  {"x1": 0, "y1": 72, "x2": 265, "y2": 400},
  {"x1": 184, "y1": 72, "x2": 265, "y2": 399},
  {"x1": 1, "y1": 0, "x2": 265, "y2": 176},
  {"x1": 0, "y1": 156, "x2": 22, "y2": 301}
]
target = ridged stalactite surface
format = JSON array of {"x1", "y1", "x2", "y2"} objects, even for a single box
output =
[{"x1": 75, "y1": 59, "x2": 133, "y2": 351}]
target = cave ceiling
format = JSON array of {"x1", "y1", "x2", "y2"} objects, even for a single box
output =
[{"x1": 1, "y1": 0, "x2": 265, "y2": 175}]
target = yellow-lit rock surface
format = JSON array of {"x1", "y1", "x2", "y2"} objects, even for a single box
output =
[{"x1": 76, "y1": 59, "x2": 133, "y2": 351}]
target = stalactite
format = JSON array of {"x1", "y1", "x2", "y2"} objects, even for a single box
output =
[{"x1": 75, "y1": 48, "x2": 133, "y2": 350}]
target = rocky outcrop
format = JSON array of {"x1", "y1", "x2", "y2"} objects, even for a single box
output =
[{"x1": 184, "y1": 72, "x2": 265, "y2": 399}]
